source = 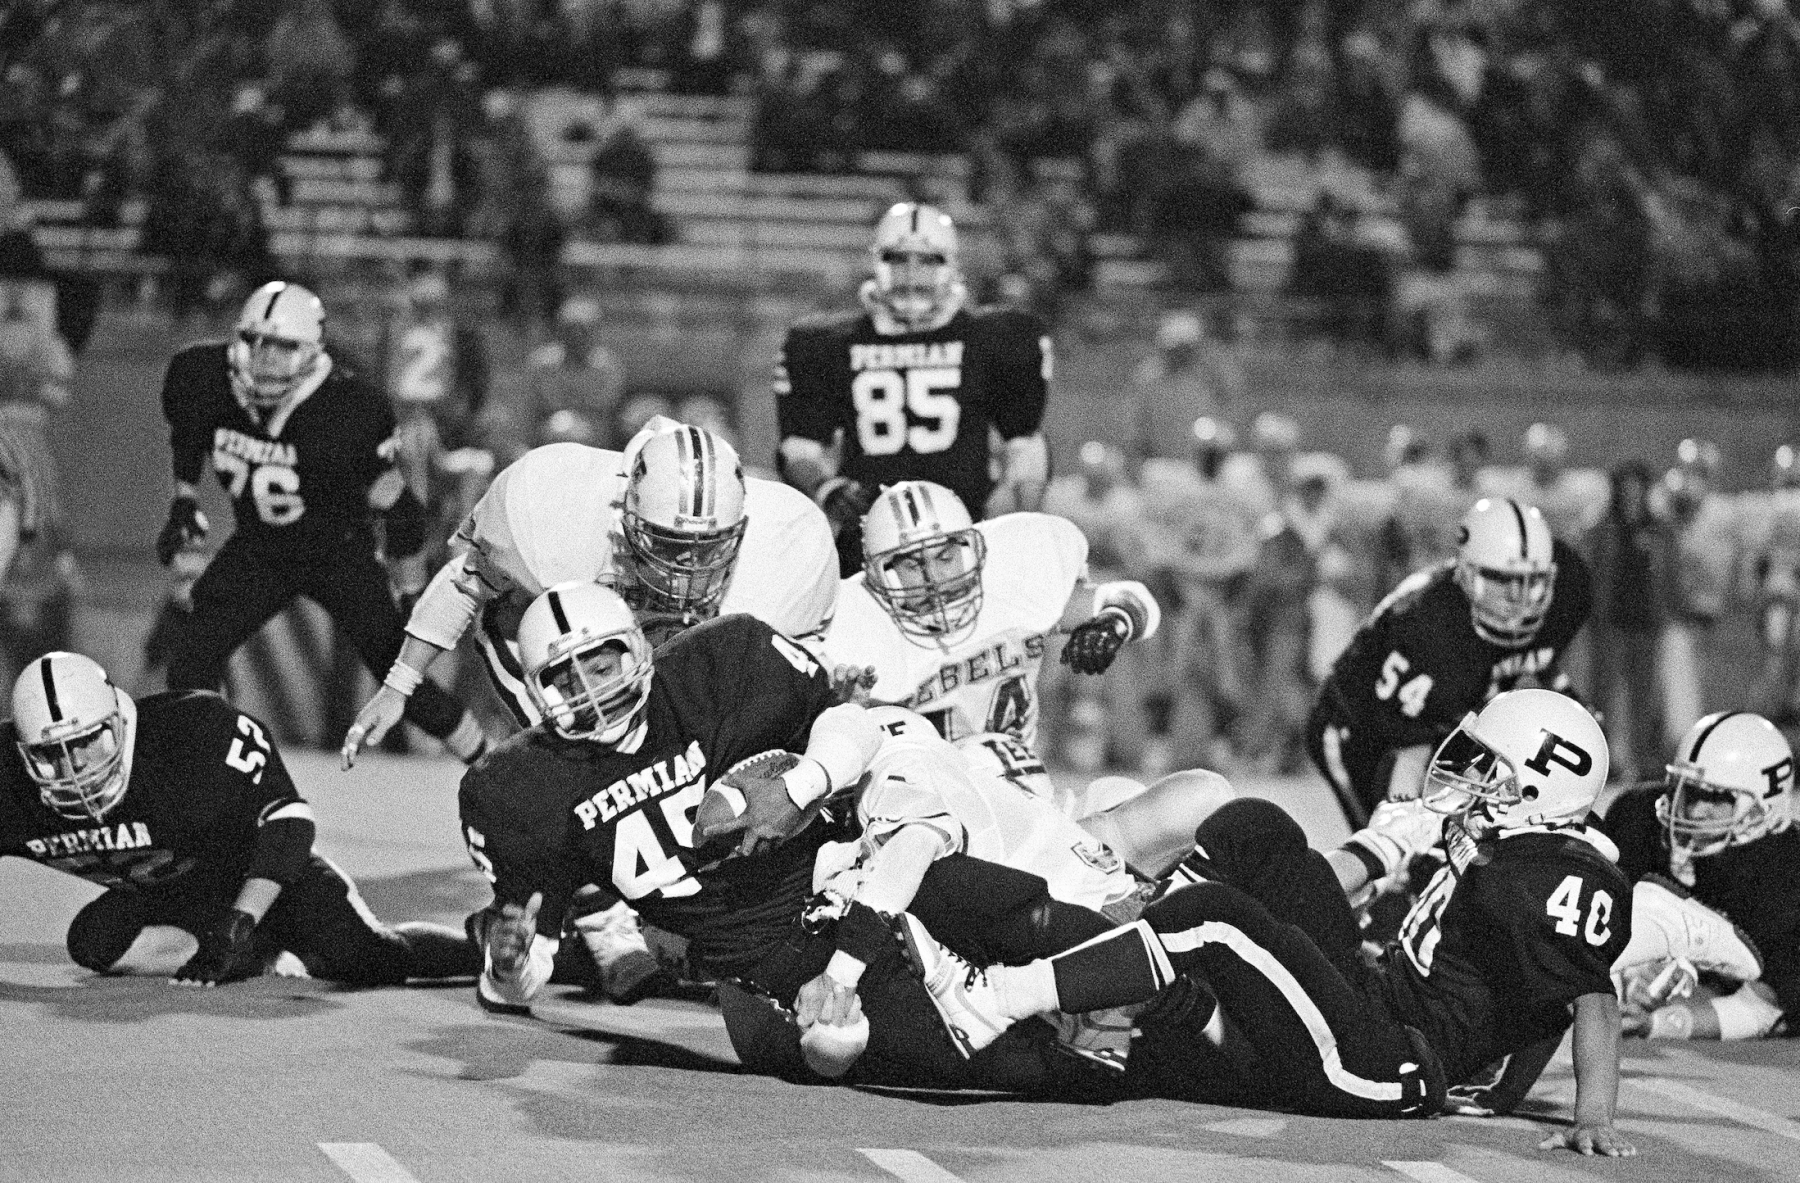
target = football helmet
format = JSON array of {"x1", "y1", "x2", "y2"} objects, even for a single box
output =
[
  {"x1": 1772, "y1": 444, "x2": 1800, "y2": 491},
  {"x1": 1423, "y1": 688, "x2": 1609, "y2": 832},
  {"x1": 1523, "y1": 422, "x2": 1567, "y2": 469},
  {"x1": 1453, "y1": 497, "x2": 1558, "y2": 647},
  {"x1": 517, "y1": 582, "x2": 653, "y2": 745},
  {"x1": 12, "y1": 653, "x2": 133, "y2": 822},
  {"x1": 227, "y1": 280, "x2": 326, "y2": 408},
  {"x1": 622, "y1": 424, "x2": 749, "y2": 620},
  {"x1": 869, "y1": 202, "x2": 961, "y2": 330},
  {"x1": 1660, "y1": 711, "x2": 1794, "y2": 859},
  {"x1": 862, "y1": 480, "x2": 987, "y2": 643}
]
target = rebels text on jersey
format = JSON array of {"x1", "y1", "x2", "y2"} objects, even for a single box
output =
[
  {"x1": 1321, "y1": 538, "x2": 1593, "y2": 750},
  {"x1": 161, "y1": 342, "x2": 401, "y2": 545},
  {"x1": 775, "y1": 306, "x2": 1051, "y2": 514},
  {"x1": 818, "y1": 513, "x2": 1088, "y2": 746},
  {"x1": 1381, "y1": 830, "x2": 1632, "y2": 1084},
  {"x1": 1604, "y1": 788, "x2": 1800, "y2": 1017},
  {"x1": 459, "y1": 615, "x2": 845, "y2": 979},
  {"x1": 0, "y1": 692, "x2": 300, "y2": 893}
]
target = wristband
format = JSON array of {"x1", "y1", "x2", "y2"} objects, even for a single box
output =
[
  {"x1": 383, "y1": 661, "x2": 425, "y2": 698},
  {"x1": 782, "y1": 755, "x2": 831, "y2": 809},
  {"x1": 825, "y1": 949, "x2": 867, "y2": 990},
  {"x1": 1648, "y1": 1006, "x2": 1695, "y2": 1040}
]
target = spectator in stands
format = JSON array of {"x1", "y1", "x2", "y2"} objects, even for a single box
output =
[
  {"x1": 1587, "y1": 459, "x2": 1673, "y2": 785},
  {"x1": 1223, "y1": 410, "x2": 1300, "y2": 521},
  {"x1": 267, "y1": 0, "x2": 355, "y2": 134},
  {"x1": 1128, "y1": 309, "x2": 1244, "y2": 469},
  {"x1": 1288, "y1": 189, "x2": 1395, "y2": 353},
  {"x1": 585, "y1": 105, "x2": 670, "y2": 246},
  {"x1": 1240, "y1": 453, "x2": 1330, "y2": 775},
  {"x1": 674, "y1": 0, "x2": 737, "y2": 96},
  {"x1": 387, "y1": 37, "x2": 484, "y2": 238},
  {"x1": 507, "y1": 294, "x2": 626, "y2": 464},
  {"x1": 1149, "y1": 69, "x2": 1256, "y2": 292},
  {"x1": 1545, "y1": 165, "x2": 1652, "y2": 370},
  {"x1": 1661, "y1": 438, "x2": 1736, "y2": 741},
  {"x1": 463, "y1": 91, "x2": 564, "y2": 323}
]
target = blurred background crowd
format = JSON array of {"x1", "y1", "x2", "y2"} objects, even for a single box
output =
[{"x1": 2, "y1": 0, "x2": 1799, "y2": 765}]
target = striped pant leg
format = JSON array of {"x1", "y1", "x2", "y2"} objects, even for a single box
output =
[{"x1": 475, "y1": 599, "x2": 539, "y2": 729}]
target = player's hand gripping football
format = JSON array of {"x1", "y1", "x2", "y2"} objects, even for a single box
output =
[
  {"x1": 172, "y1": 908, "x2": 261, "y2": 987},
  {"x1": 1539, "y1": 1122, "x2": 1635, "y2": 1158},
  {"x1": 1061, "y1": 608, "x2": 1133, "y2": 675},
  {"x1": 155, "y1": 495, "x2": 209, "y2": 567},
  {"x1": 486, "y1": 892, "x2": 543, "y2": 983},
  {"x1": 697, "y1": 774, "x2": 804, "y2": 858},
  {"x1": 341, "y1": 688, "x2": 408, "y2": 770}
]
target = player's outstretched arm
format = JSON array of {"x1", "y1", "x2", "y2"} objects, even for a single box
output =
[
  {"x1": 1540, "y1": 991, "x2": 1635, "y2": 1157},
  {"x1": 1060, "y1": 580, "x2": 1160, "y2": 675}
]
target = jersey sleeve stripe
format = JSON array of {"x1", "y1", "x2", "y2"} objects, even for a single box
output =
[{"x1": 260, "y1": 801, "x2": 315, "y2": 825}]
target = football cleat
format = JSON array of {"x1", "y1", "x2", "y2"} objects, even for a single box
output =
[
  {"x1": 574, "y1": 900, "x2": 669, "y2": 1005},
  {"x1": 895, "y1": 912, "x2": 1010, "y2": 1058},
  {"x1": 1051, "y1": 1006, "x2": 1138, "y2": 1073},
  {"x1": 1628, "y1": 874, "x2": 1763, "y2": 983}
]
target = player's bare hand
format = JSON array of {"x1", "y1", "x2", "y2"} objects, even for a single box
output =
[
  {"x1": 341, "y1": 687, "x2": 408, "y2": 770},
  {"x1": 829, "y1": 664, "x2": 878, "y2": 705},
  {"x1": 486, "y1": 892, "x2": 543, "y2": 981},
  {"x1": 700, "y1": 775, "x2": 804, "y2": 858},
  {"x1": 1539, "y1": 1123, "x2": 1636, "y2": 1157},
  {"x1": 795, "y1": 971, "x2": 863, "y2": 1030}
]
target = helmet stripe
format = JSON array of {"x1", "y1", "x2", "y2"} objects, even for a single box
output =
[
  {"x1": 909, "y1": 204, "x2": 919, "y2": 234},
  {"x1": 1506, "y1": 498, "x2": 1529, "y2": 561},
  {"x1": 39, "y1": 657, "x2": 62, "y2": 723},
  {"x1": 547, "y1": 589, "x2": 572, "y2": 634},
  {"x1": 1689, "y1": 710, "x2": 1744, "y2": 763},
  {"x1": 261, "y1": 283, "x2": 285, "y2": 322},
  {"x1": 692, "y1": 427, "x2": 714, "y2": 520},
  {"x1": 914, "y1": 482, "x2": 937, "y2": 529}
]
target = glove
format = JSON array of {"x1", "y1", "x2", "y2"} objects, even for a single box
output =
[
  {"x1": 172, "y1": 908, "x2": 261, "y2": 986},
  {"x1": 817, "y1": 478, "x2": 875, "y2": 536},
  {"x1": 155, "y1": 496, "x2": 209, "y2": 566},
  {"x1": 1061, "y1": 608, "x2": 1133, "y2": 674}
]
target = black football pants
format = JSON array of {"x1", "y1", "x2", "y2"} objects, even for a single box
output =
[
  {"x1": 167, "y1": 530, "x2": 468, "y2": 741},
  {"x1": 1059, "y1": 798, "x2": 1444, "y2": 1118},
  {"x1": 65, "y1": 855, "x2": 481, "y2": 985},
  {"x1": 1304, "y1": 695, "x2": 1393, "y2": 829}
]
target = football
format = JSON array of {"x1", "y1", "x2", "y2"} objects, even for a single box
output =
[{"x1": 694, "y1": 750, "x2": 802, "y2": 843}]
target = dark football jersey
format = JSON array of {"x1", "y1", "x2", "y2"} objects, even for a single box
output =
[
  {"x1": 1604, "y1": 788, "x2": 1800, "y2": 1016},
  {"x1": 1379, "y1": 829, "x2": 1632, "y2": 1083},
  {"x1": 459, "y1": 614, "x2": 844, "y2": 978},
  {"x1": 774, "y1": 305, "x2": 1051, "y2": 515},
  {"x1": 161, "y1": 342, "x2": 399, "y2": 546},
  {"x1": 1320, "y1": 539, "x2": 1593, "y2": 751},
  {"x1": 0, "y1": 691, "x2": 300, "y2": 893}
]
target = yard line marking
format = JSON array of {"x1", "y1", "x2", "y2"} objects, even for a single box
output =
[
  {"x1": 1201, "y1": 1116, "x2": 1287, "y2": 1138},
  {"x1": 319, "y1": 1143, "x2": 424, "y2": 1183},
  {"x1": 1384, "y1": 1162, "x2": 1485, "y2": 1183},
  {"x1": 1628, "y1": 1078, "x2": 1800, "y2": 1141},
  {"x1": 858, "y1": 1148, "x2": 967, "y2": 1183}
]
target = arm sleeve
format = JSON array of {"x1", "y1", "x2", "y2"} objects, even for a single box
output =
[
  {"x1": 405, "y1": 550, "x2": 485, "y2": 650},
  {"x1": 773, "y1": 326, "x2": 841, "y2": 446},
  {"x1": 458, "y1": 760, "x2": 579, "y2": 942},
  {"x1": 159, "y1": 351, "x2": 211, "y2": 486},
  {"x1": 986, "y1": 311, "x2": 1052, "y2": 440},
  {"x1": 382, "y1": 485, "x2": 429, "y2": 559},
  {"x1": 786, "y1": 702, "x2": 883, "y2": 808},
  {"x1": 857, "y1": 764, "x2": 965, "y2": 855},
  {"x1": 246, "y1": 803, "x2": 317, "y2": 884}
]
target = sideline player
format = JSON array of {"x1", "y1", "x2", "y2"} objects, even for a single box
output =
[
  {"x1": 464, "y1": 583, "x2": 1117, "y2": 1091},
  {"x1": 775, "y1": 203, "x2": 1053, "y2": 574},
  {"x1": 1, "y1": 653, "x2": 478, "y2": 986},
  {"x1": 1308, "y1": 496, "x2": 1592, "y2": 827},
  {"x1": 902, "y1": 690, "x2": 1641, "y2": 1154},
  {"x1": 156, "y1": 280, "x2": 486, "y2": 762},
  {"x1": 342, "y1": 423, "x2": 837, "y2": 759},
  {"x1": 1604, "y1": 710, "x2": 1796, "y2": 1040}
]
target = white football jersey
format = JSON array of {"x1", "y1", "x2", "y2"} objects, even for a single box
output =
[
  {"x1": 724, "y1": 479, "x2": 838, "y2": 641},
  {"x1": 819, "y1": 512, "x2": 1089, "y2": 747},
  {"x1": 856, "y1": 707, "x2": 1135, "y2": 914}
]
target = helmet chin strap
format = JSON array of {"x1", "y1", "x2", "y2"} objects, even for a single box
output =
[{"x1": 858, "y1": 278, "x2": 967, "y2": 336}]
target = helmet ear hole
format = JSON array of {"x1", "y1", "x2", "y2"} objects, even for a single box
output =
[{"x1": 1521, "y1": 784, "x2": 1539, "y2": 801}]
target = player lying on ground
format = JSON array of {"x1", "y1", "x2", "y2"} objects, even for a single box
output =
[
  {"x1": 157, "y1": 280, "x2": 488, "y2": 765},
  {"x1": 1604, "y1": 710, "x2": 1795, "y2": 1041},
  {"x1": 1, "y1": 653, "x2": 479, "y2": 986},
  {"x1": 462, "y1": 583, "x2": 1132, "y2": 1093},
  {"x1": 901, "y1": 690, "x2": 1646, "y2": 1154},
  {"x1": 343, "y1": 421, "x2": 837, "y2": 1002},
  {"x1": 1308, "y1": 497, "x2": 1592, "y2": 827}
]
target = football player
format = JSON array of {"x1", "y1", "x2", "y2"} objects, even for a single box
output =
[
  {"x1": 1, "y1": 653, "x2": 479, "y2": 986},
  {"x1": 1307, "y1": 496, "x2": 1593, "y2": 827},
  {"x1": 901, "y1": 691, "x2": 1645, "y2": 1154},
  {"x1": 462, "y1": 583, "x2": 1114, "y2": 1092},
  {"x1": 774, "y1": 203, "x2": 1053, "y2": 575},
  {"x1": 1603, "y1": 710, "x2": 1796, "y2": 1040},
  {"x1": 156, "y1": 280, "x2": 487, "y2": 764}
]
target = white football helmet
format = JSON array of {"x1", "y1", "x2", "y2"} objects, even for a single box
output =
[
  {"x1": 1453, "y1": 497, "x2": 1558, "y2": 646},
  {"x1": 12, "y1": 653, "x2": 133, "y2": 822},
  {"x1": 622, "y1": 424, "x2": 749, "y2": 620},
  {"x1": 518, "y1": 582, "x2": 653, "y2": 745},
  {"x1": 227, "y1": 280, "x2": 327, "y2": 408},
  {"x1": 869, "y1": 202, "x2": 961, "y2": 330},
  {"x1": 1660, "y1": 711, "x2": 1794, "y2": 859},
  {"x1": 1423, "y1": 688, "x2": 1609, "y2": 832},
  {"x1": 862, "y1": 480, "x2": 987, "y2": 643}
]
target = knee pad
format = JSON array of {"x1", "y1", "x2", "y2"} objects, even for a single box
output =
[{"x1": 66, "y1": 897, "x2": 156, "y2": 973}]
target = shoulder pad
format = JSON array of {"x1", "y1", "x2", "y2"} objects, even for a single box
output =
[{"x1": 787, "y1": 309, "x2": 866, "y2": 338}]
